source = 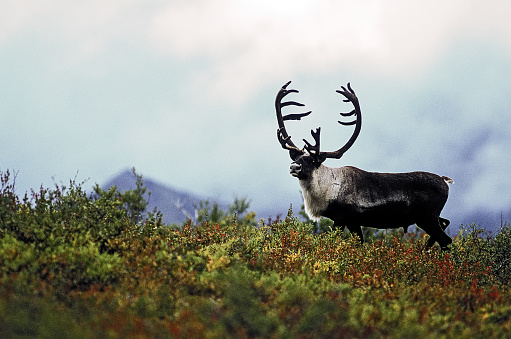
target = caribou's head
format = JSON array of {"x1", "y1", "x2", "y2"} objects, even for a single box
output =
[{"x1": 275, "y1": 81, "x2": 362, "y2": 179}]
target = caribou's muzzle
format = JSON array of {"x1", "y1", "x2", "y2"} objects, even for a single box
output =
[{"x1": 290, "y1": 162, "x2": 301, "y2": 177}]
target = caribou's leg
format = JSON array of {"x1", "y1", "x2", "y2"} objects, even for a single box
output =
[
  {"x1": 346, "y1": 225, "x2": 364, "y2": 244},
  {"x1": 418, "y1": 217, "x2": 452, "y2": 250},
  {"x1": 439, "y1": 217, "x2": 450, "y2": 230},
  {"x1": 425, "y1": 217, "x2": 450, "y2": 248}
]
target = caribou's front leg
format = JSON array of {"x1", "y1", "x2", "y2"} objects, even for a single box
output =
[{"x1": 346, "y1": 225, "x2": 364, "y2": 244}]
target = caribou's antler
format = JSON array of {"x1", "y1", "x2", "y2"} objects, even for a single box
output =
[
  {"x1": 275, "y1": 81, "x2": 311, "y2": 154},
  {"x1": 320, "y1": 83, "x2": 362, "y2": 159},
  {"x1": 303, "y1": 127, "x2": 321, "y2": 156},
  {"x1": 275, "y1": 81, "x2": 361, "y2": 161}
]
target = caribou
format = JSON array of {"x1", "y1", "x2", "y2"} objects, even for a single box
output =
[{"x1": 275, "y1": 81, "x2": 453, "y2": 250}]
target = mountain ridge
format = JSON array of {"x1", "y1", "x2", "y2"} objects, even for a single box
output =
[{"x1": 102, "y1": 169, "x2": 212, "y2": 225}]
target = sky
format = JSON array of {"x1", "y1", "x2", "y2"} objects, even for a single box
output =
[{"x1": 1, "y1": 0, "x2": 511, "y2": 226}]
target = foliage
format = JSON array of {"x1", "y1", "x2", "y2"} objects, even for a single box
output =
[
  {"x1": 195, "y1": 196, "x2": 257, "y2": 228},
  {"x1": 299, "y1": 203, "x2": 334, "y2": 233},
  {"x1": 92, "y1": 167, "x2": 160, "y2": 225},
  {"x1": 1, "y1": 169, "x2": 511, "y2": 338}
]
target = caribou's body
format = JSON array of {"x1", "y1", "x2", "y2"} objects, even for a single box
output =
[
  {"x1": 275, "y1": 81, "x2": 453, "y2": 249},
  {"x1": 294, "y1": 163, "x2": 453, "y2": 248}
]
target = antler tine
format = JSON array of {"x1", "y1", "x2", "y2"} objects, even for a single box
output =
[
  {"x1": 277, "y1": 127, "x2": 298, "y2": 152},
  {"x1": 303, "y1": 128, "x2": 321, "y2": 155},
  {"x1": 336, "y1": 83, "x2": 358, "y2": 125},
  {"x1": 278, "y1": 82, "x2": 312, "y2": 121},
  {"x1": 319, "y1": 83, "x2": 362, "y2": 159},
  {"x1": 275, "y1": 81, "x2": 311, "y2": 154}
]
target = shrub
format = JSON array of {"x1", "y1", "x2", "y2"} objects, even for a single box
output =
[{"x1": 0, "y1": 169, "x2": 510, "y2": 337}]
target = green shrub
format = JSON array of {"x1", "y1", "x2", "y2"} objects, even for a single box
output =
[
  {"x1": 0, "y1": 169, "x2": 510, "y2": 337},
  {"x1": 450, "y1": 223, "x2": 511, "y2": 286}
]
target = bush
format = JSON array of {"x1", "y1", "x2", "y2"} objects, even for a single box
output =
[
  {"x1": 0, "y1": 169, "x2": 510, "y2": 337},
  {"x1": 450, "y1": 223, "x2": 511, "y2": 286}
]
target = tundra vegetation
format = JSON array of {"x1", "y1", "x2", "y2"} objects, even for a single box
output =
[{"x1": 1, "y1": 169, "x2": 510, "y2": 338}]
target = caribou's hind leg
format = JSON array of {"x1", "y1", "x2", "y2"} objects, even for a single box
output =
[
  {"x1": 439, "y1": 217, "x2": 450, "y2": 230},
  {"x1": 424, "y1": 217, "x2": 450, "y2": 248},
  {"x1": 418, "y1": 217, "x2": 452, "y2": 250}
]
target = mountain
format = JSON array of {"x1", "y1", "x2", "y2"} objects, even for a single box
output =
[{"x1": 102, "y1": 169, "x2": 220, "y2": 225}]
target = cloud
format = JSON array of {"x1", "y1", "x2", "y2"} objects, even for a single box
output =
[
  {"x1": 147, "y1": 0, "x2": 511, "y2": 107},
  {"x1": 457, "y1": 129, "x2": 511, "y2": 213},
  {"x1": 2, "y1": 0, "x2": 511, "y2": 225},
  {"x1": 3, "y1": 0, "x2": 511, "y2": 108}
]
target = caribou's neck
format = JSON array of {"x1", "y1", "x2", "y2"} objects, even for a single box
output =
[{"x1": 298, "y1": 164, "x2": 349, "y2": 221}]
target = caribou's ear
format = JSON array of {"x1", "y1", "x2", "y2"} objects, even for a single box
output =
[{"x1": 289, "y1": 149, "x2": 301, "y2": 161}]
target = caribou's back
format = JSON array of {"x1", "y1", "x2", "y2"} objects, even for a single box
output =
[{"x1": 313, "y1": 166, "x2": 452, "y2": 229}]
